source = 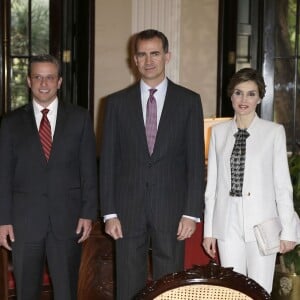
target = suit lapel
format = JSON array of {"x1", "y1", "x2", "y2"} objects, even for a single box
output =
[
  {"x1": 49, "y1": 101, "x2": 67, "y2": 162},
  {"x1": 223, "y1": 120, "x2": 237, "y2": 187},
  {"x1": 127, "y1": 84, "x2": 150, "y2": 157},
  {"x1": 151, "y1": 80, "x2": 176, "y2": 158}
]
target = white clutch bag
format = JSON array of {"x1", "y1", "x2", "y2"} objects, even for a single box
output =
[{"x1": 253, "y1": 217, "x2": 282, "y2": 256}]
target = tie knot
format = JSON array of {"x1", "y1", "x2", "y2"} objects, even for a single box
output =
[
  {"x1": 234, "y1": 128, "x2": 250, "y2": 139},
  {"x1": 41, "y1": 108, "x2": 49, "y2": 116},
  {"x1": 149, "y1": 89, "x2": 157, "y2": 97}
]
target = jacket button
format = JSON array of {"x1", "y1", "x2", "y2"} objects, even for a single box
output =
[
  {"x1": 148, "y1": 162, "x2": 152, "y2": 168},
  {"x1": 247, "y1": 192, "x2": 251, "y2": 196}
]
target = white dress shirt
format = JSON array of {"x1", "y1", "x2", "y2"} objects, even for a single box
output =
[
  {"x1": 33, "y1": 98, "x2": 58, "y2": 137},
  {"x1": 140, "y1": 78, "x2": 168, "y2": 127}
]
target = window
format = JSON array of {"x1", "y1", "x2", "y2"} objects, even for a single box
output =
[
  {"x1": 1, "y1": 0, "x2": 95, "y2": 118},
  {"x1": 218, "y1": 0, "x2": 299, "y2": 152},
  {"x1": 5, "y1": 0, "x2": 49, "y2": 111},
  {"x1": 273, "y1": 0, "x2": 300, "y2": 152}
]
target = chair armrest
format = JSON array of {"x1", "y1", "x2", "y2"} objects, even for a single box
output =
[{"x1": 0, "y1": 247, "x2": 9, "y2": 300}]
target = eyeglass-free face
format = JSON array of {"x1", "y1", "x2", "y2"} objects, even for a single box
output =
[
  {"x1": 231, "y1": 80, "x2": 261, "y2": 118},
  {"x1": 134, "y1": 37, "x2": 170, "y2": 87}
]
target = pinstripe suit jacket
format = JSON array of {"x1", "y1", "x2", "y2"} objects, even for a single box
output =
[
  {"x1": 100, "y1": 79, "x2": 205, "y2": 236},
  {"x1": 0, "y1": 101, "x2": 98, "y2": 241}
]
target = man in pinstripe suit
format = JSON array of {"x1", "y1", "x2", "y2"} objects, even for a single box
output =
[{"x1": 100, "y1": 29, "x2": 205, "y2": 300}]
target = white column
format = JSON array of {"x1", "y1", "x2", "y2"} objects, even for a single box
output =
[{"x1": 132, "y1": 0, "x2": 181, "y2": 82}]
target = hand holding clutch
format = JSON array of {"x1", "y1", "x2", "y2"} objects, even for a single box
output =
[
  {"x1": 254, "y1": 213, "x2": 300, "y2": 256},
  {"x1": 253, "y1": 217, "x2": 282, "y2": 256}
]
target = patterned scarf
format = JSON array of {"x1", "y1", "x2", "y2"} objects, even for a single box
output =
[{"x1": 230, "y1": 128, "x2": 250, "y2": 197}]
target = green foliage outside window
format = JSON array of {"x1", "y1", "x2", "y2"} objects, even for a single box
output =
[{"x1": 10, "y1": 0, "x2": 49, "y2": 110}]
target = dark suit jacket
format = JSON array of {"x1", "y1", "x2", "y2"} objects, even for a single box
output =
[
  {"x1": 100, "y1": 79, "x2": 205, "y2": 236},
  {"x1": 0, "y1": 101, "x2": 98, "y2": 241}
]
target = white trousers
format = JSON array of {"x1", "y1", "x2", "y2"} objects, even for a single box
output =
[{"x1": 217, "y1": 197, "x2": 277, "y2": 293}]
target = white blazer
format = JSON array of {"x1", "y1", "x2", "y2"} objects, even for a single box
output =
[{"x1": 204, "y1": 114, "x2": 298, "y2": 242}]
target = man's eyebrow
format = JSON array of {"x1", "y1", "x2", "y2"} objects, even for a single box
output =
[{"x1": 136, "y1": 51, "x2": 161, "y2": 54}]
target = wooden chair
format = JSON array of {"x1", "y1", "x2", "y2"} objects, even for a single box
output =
[
  {"x1": 135, "y1": 260, "x2": 271, "y2": 300},
  {"x1": 0, "y1": 221, "x2": 116, "y2": 300},
  {"x1": 0, "y1": 247, "x2": 9, "y2": 300},
  {"x1": 0, "y1": 247, "x2": 53, "y2": 300}
]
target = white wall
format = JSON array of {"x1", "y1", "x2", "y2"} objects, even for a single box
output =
[{"x1": 94, "y1": 0, "x2": 219, "y2": 151}]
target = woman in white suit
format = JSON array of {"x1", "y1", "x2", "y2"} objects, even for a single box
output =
[{"x1": 203, "y1": 68, "x2": 298, "y2": 293}]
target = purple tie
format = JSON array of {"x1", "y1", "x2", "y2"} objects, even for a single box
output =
[
  {"x1": 39, "y1": 108, "x2": 52, "y2": 161},
  {"x1": 145, "y1": 89, "x2": 157, "y2": 155}
]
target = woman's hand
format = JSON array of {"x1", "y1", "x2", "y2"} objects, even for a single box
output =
[
  {"x1": 202, "y1": 237, "x2": 217, "y2": 258},
  {"x1": 280, "y1": 240, "x2": 297, "y2": 254}
]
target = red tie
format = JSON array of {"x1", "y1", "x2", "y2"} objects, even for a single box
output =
[{"x1": 39, "y1": 109, "x2": 52, "y2": 161}]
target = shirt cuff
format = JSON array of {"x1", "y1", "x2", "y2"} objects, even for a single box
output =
[
  {"x1": 103, "y1": 213, "x2": 118, "y2": 223},
  {"x1": 182, "y1": 215, "x2": 201, "y2": 223}
]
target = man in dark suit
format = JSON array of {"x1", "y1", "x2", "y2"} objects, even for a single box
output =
[
  {"x1": 0, "y1": 54, "x2": 98, "y2": 300},
  {"x1": 100, "y1": 29, "x2": 205, "y2": 299}
]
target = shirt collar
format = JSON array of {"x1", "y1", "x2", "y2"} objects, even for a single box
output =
[
  {"x1": 232, "y1": 113, "x2": 259, "y2": 132},
  {"x1": 33, "y1": 98, "x2": 58, "y2": 116},
  {"x1": 140, "y1": 77, "x2": 168, "y2": 94}
]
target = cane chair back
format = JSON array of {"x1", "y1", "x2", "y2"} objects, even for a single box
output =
[{"x1": 135, "y1": 261, "x2": 271, "y2": 300}]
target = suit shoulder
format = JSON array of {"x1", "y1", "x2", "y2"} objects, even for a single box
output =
[
  {"x1": 254, "y1": 118, "x2": 284, "y2": 133},
  {"x1": 257, "y1": 117, "x2": 281, "y2": 127},
  {"x1": 0, "y1": 104, "x2": 29, "y2": 123},
  {"x1": 107, "y1": 84, "x2": 138, "y2": 101},
  {"x1": 211, "y1": 119, "x2": 233, "y2": 132},
  {"x1": 61, "y1": 102, "x2": 90, "y2": 116}
]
